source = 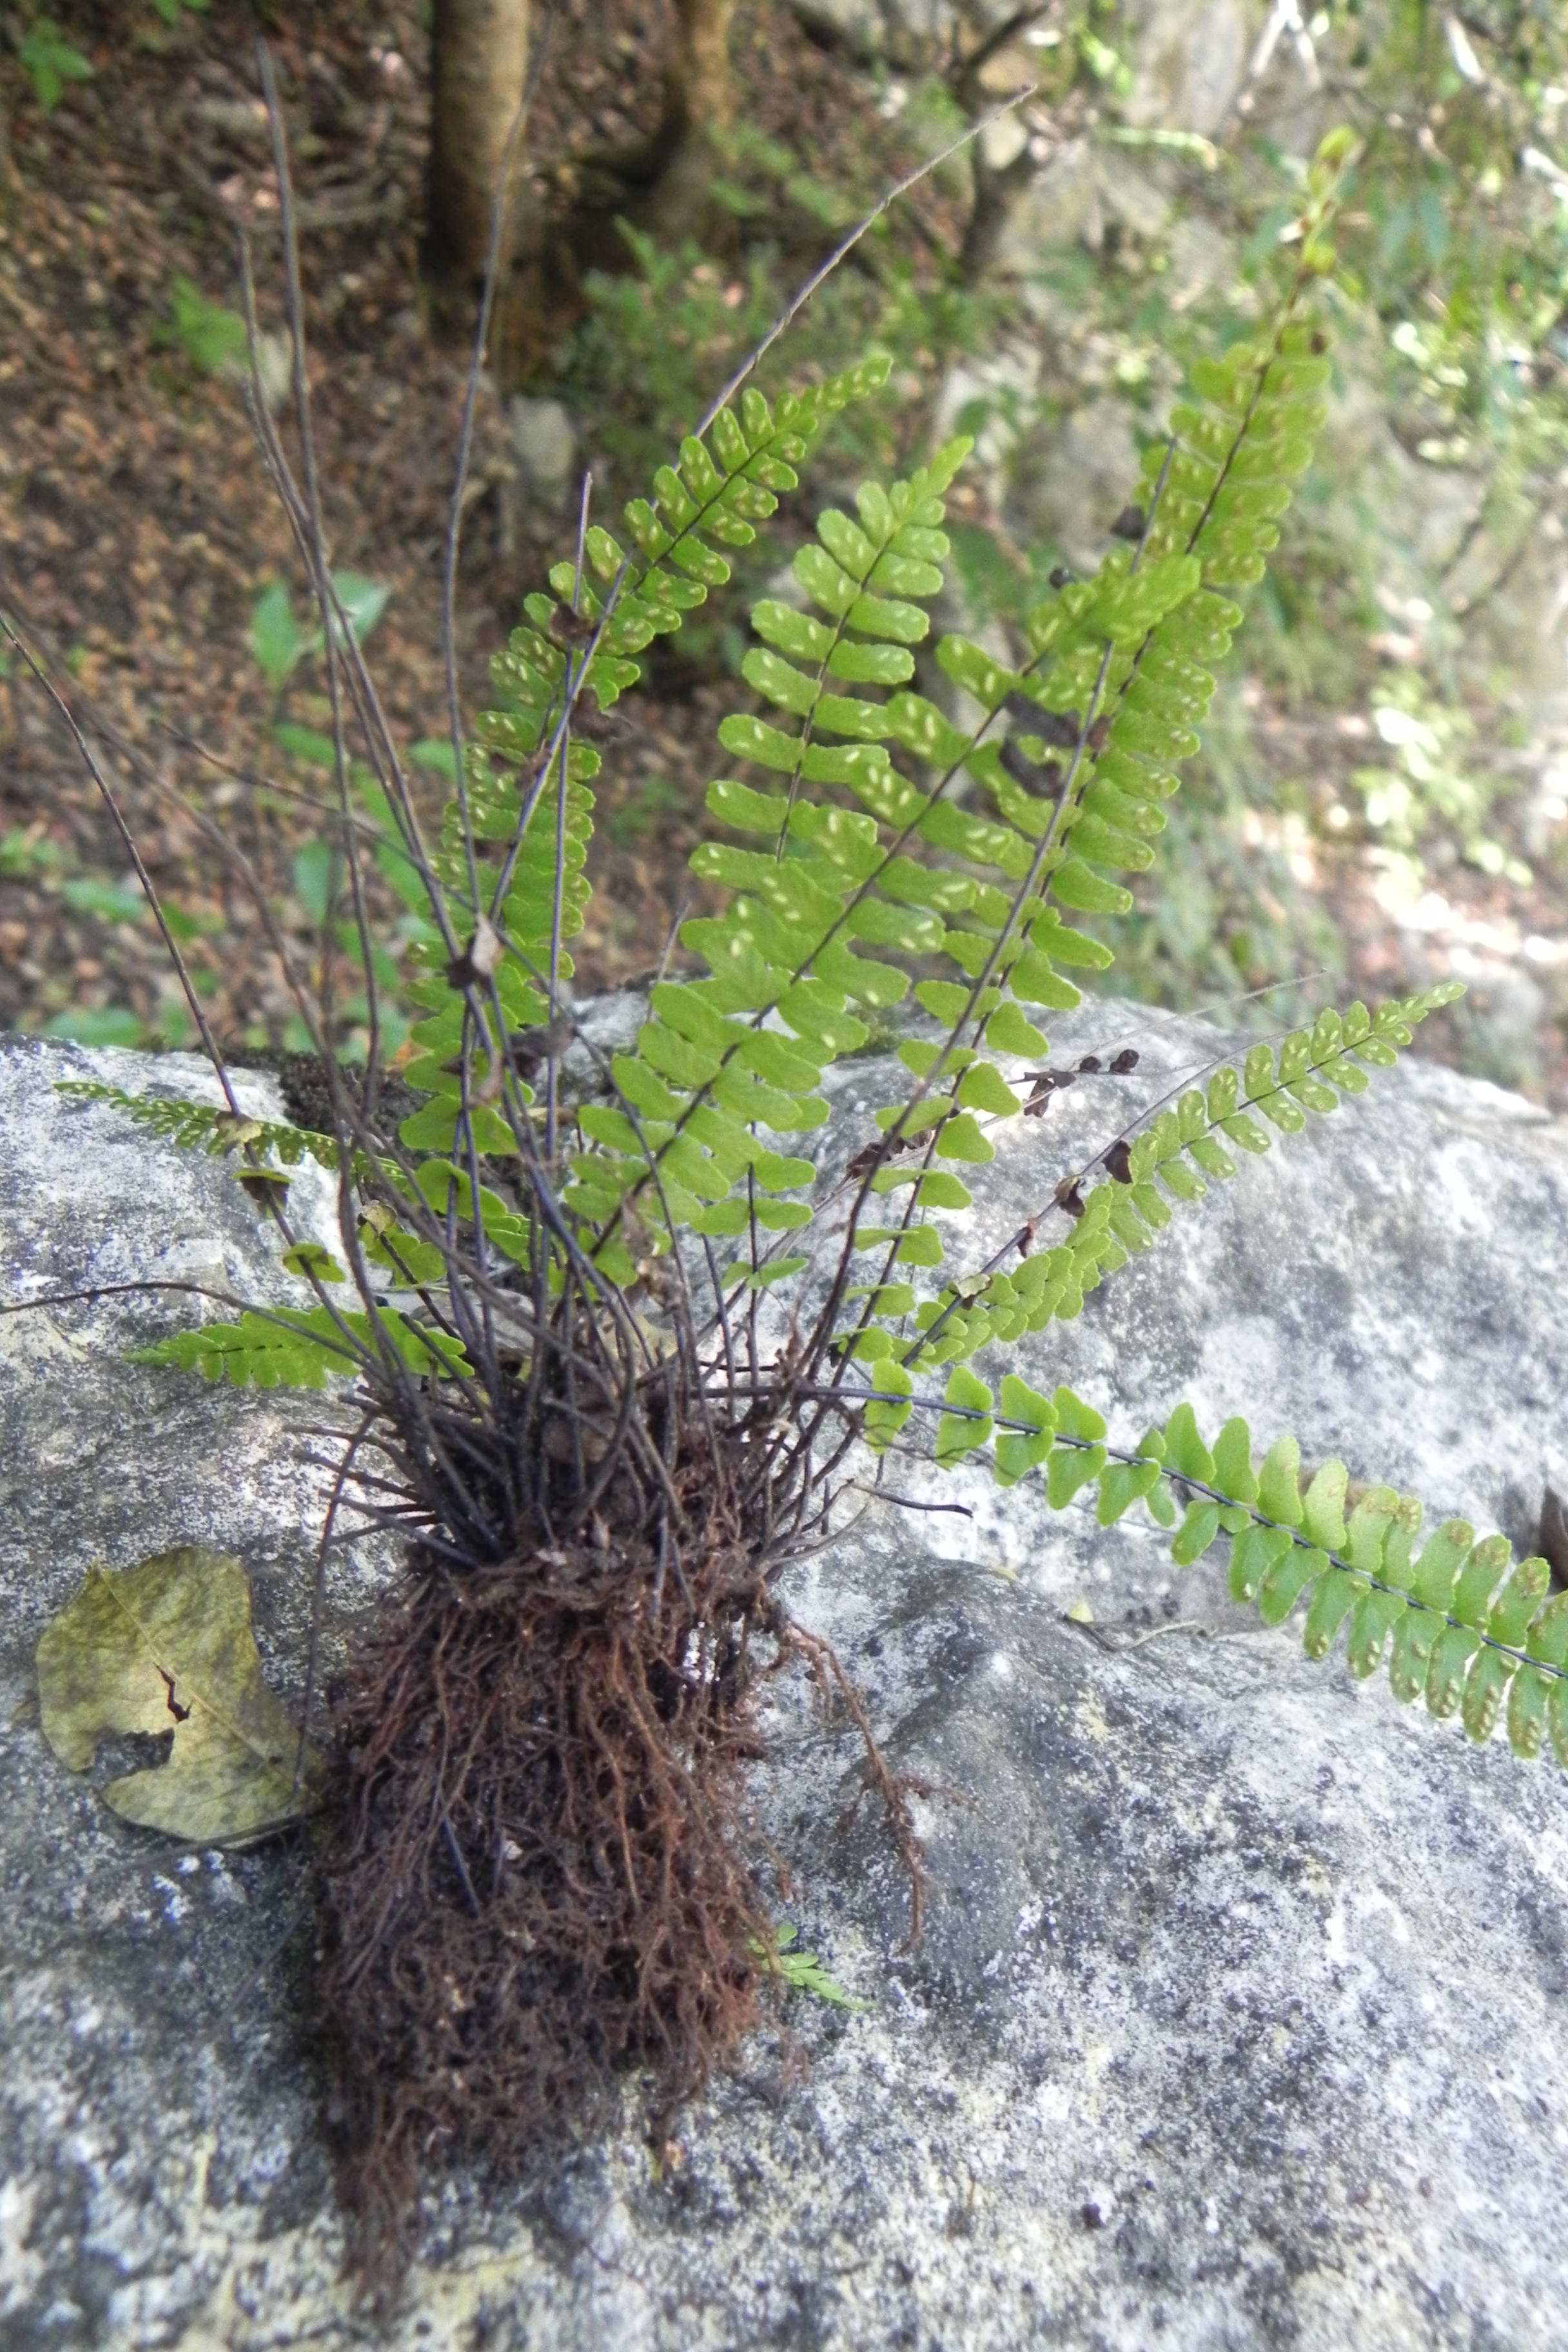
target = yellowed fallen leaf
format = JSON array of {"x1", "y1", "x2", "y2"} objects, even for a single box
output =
[{"x1": 35, "y1": 1545, "x2": 318, "y2": 1842}]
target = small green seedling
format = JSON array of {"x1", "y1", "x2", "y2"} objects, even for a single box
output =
[{"x1": 756, "y1": 1924, "x2": 869, "y2": 2010}]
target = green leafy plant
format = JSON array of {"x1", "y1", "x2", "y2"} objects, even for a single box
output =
[
  {"x1": 17, "y1": 16, "x2": 92, "y2": 112},
  {"x1": 41, "y1": 1005, "x2": 147, "y2": 1048},
  {"x1": 2, "y1": 830, "x2": 209, "y2": 1049},
  {"x1": 551, "y1": 231, "x2": 840, "y2": 514},
  {"x1": 1350, "y1": 670, "x2": 1531, "y2": 888},
  {"x1": 58, "y1": 875, "x2": 150, "y2": 923},
  {"x1": 847, "y1": 0, "x2": 1568, "y2": 1038},
  {"x1": 756, "y1": 1923, "x2": 868, "y2": 2010},
  {"x1": 551, "y1": 217, "x2": 1001, "y2": 543},
  {"x1": 248, "y1": 582, "x2": 310, "y2": 690},
  {"x1": 603, "y1": 769, "x2": 691, "y2": 848},
  {"x1": 157, "y1": 274, "x2": 247, "y2": 376},
  {"x1": 30, "y1": 120, "x2": 1558, "y2": 2271},
  {"x1": 53, "y1": 1081, "x2": 344, "y2": 1168},
  {"x1": 247, "y1": 571, "x2": 390, "y2": 691},
  {"x1": 1, "y1": 827, "x2": 65, "y2": 881},
  {"x1": 267, "y1": 721, "x2": 435, "y2": 1062}
]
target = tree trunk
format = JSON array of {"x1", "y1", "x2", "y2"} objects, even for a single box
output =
[
  {"x1": 427, "y1": 0, "x2": 532, "y2": 287},
  {"x1": 638, "y1": 0, "x2": 740, "y2": 247},
  {"x1": 951, "y1": 17, "x2": 1044, "y2": 283},
  {"x1": 486, "y1": 0, "x2": 741, "y2": 380},
  {"x1": 958, "y1": 143, "x2": 1037, "y2": 282}
]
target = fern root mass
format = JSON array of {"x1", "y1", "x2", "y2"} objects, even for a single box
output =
[{"x1": 316, "y1": 1447, "x2": 772, "y2": 2282}]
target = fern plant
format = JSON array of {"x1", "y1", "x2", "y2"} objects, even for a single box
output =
[{"x1": 30, "y1": 123, "x2": 1565, "y2": 2264}]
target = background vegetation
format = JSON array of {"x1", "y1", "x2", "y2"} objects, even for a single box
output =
[{"x1": 2, "y1": 0, "x2": 1567, "y2": 1099}]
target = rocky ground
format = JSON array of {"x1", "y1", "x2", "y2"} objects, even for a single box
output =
[{"x1": 3, "y1": 1010, "x2": 1567, "y2": 2347}]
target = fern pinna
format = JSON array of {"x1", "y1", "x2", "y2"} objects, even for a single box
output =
[
  {"x1": 61, "y1": 131, "x2": 1561, "y2": 1790},
  {"x1": 892, "y1": 1384, "x2": 1568, "y2": 1770}
]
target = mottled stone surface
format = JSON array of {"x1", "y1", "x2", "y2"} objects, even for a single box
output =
[
  {"x1": 3, "y1": 1015, "x2": 1568, "y2": 2351},
  {"x1": 788, "y1": 0, "x2": 1248, "y2": 122}
]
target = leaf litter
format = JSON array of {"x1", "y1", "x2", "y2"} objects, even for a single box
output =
[{"x1": 35, "y1": 1544, "x2": 318, "y2": 1843}]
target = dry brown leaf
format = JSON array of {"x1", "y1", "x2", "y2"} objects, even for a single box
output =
[{"x1": 35, "y1": 1545, "x2": 318, "y2": 1843}]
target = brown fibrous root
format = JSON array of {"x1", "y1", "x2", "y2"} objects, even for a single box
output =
[
  {"x1": 315, "y1": 1527, "x2": 772, "y2": 2286},
  {"x1": 784, "y1": 1617, "x2": 928, "y2": 1944}
]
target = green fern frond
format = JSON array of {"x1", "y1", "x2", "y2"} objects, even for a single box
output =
[
  {"x1": 856, "y1": 1369, "x2": 1568, "y2": 1772},
  {"x1": 397, "y1": 356, "x2": 894, "y2": 1162},
  {"x1": 571, "y1": 283, "x2": 1342, "y2": 1285},
  {"x1": 562, "y1": 438, "x2": 986, "y2": 1275},
  {"x1": 55, "y1": 1081, "x2": 339, "y2": 1170},
  {"x1": 474, "y1": 353, "x2": 894, "y2": 785},
  {"x1": 1088, "y1": 1400, "x2": 1568, "y2": 1768},
  {"x1": 129, "y1": 1304, "x2": 469, "y2": 1389},
  {"x1": 395, "y1": 181, "x2": 1343, "y2": 1272},
  {"x1": 754, "y1": 1922, "x2": 868, "y2": 2010},
  {"x1": 893, "y1": 984, "x2": 1464, "y2": 1369}
]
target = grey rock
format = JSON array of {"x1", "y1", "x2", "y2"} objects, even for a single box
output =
[
  {"x1": 3, "y1": 1012, "x2": 1568, "y2": 2349},
  {"x1": 1012, "y1": 392, "x2": 1144, "y2": 574},
  {"x1": 219, "y1": 328, "x2": 295, "y2": 418},
  {"x1": 787, "y1": 0, "x2": 960, "y2": 64},
  {"x1": 507, "y1": 396, "x2": 576, "y2": 502},
  {"x1": 1123, "y1": 0, "x2": 1250, "y2": 135}
]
